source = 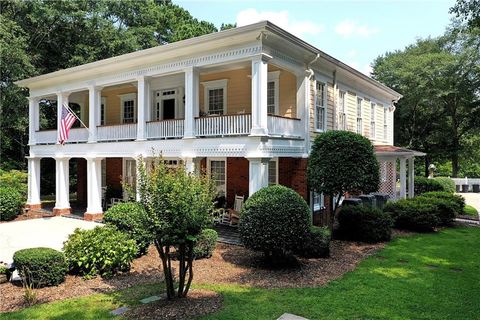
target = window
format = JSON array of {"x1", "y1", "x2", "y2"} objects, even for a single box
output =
[
  {"x1": 268, "y1": 160, "x2": 278, "y2": 185},
  {"x1": 356, "y1": 97, "x2": 363, "y2": 134},
  {"x1": 202, "y1": 79, "x2": 228, "y2": 116},
  {"x1": 120, "y1": 93, "x2": 136, "y2": 124},
  {"x1": 370, "y1": 102, "x2": 376, "y2": 139},
  {"x1": 100, "y1": 97, "x2": 106, "y2": 126},
  {"x1": 209, "y1": 160, "x2": 226, "y2": 196},
  {"x1": 312, "y1": 191, "x2": 324, "y2": 211},
  {"x1": 315, "y1": 82, "x2": 327, "y2": 131},
  {"x1": 338, "y1": 91, "x2": 346, "y2": 130},
  {"x1": 383, "y1": 107, "x2": 388, "y2": 140},
  {"x1": 267, "y1": 71, "x2": 280, "y2": 114},
  {"x1": 123, "y1": 159, "x2": 137, "y2": 199}
]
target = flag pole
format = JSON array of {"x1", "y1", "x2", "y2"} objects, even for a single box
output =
[{"x1": 63, "y1": 103, "x2": 90, "y2": 132}]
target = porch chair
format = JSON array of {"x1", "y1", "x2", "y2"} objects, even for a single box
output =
[
  {"x1": 107, "y1": 197, "x2": 123, "y2": 209},
  {"x1": 228, "y1": 195, "x2": 244, "y2": 227}
]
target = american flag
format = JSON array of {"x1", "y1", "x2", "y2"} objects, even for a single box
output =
[{"x1": 59, "y1": 104, "x2": 77, "y2": 144}]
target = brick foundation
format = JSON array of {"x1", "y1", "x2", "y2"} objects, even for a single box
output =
[
  {"x1": 26, "y1": 203, "x2": 42, "y2": 210},
  {"x1": 53, "y1": 207, "x2": 71, "y2": 215},
  {"x1": 84, "y1": 212, "x2": 103, "y2": 221}
]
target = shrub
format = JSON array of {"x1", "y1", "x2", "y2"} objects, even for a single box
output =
[
  {"x1": 104, "y1": 202, "x2": 152, "y2": 256},
  {"x1": 414, "y1": 176, "x2": 444, "y2": 195},
  {"x1": 13, "y1": 248, "x2": 67, "y2": 288},
  {"x1": 0, "y1": 170, "x2": 28, "y2": 197},
  {"x1": 63, "y1": 226, "x2": 137, "y2": 279},
  {"x1": 464, "y1": 205, "x2": 478, "y2": 217},
  {"x1": 296, "y1": 226, "x2": 331, "y2": 258},
  {"x1": 433, "y1": 177, "x2": 456, "y2": 193},
  {"x1": 383, "y1": 199, "x2": 440, "y2": 232},
  {"x1": 193, "y1": 229, "x2": 218, "y2": 259},
  {"x1": 239, "y1": 185, "x2": 311, "y2": 261},
  {"x1": 420, "y1": 191, "x2": 465, "y2": 215},
  {"x1": 0, "y1": 187, "x2": 24, "y2": 221},
  {"x1": 413, "y1": 195, "x2": 460, "y2": 226},
  {"x1": 337, "y1": 205, "x2": 393, "y2": 243}
]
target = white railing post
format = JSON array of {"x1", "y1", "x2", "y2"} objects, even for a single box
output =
[
  {"x1": 88, "y1": 86, "x2": 101, "y2": 143},
  {"x1": 56, "y1": 92, "x2": 69, "y2": 144},
  {"x1": 184, "y1": 67, "x2": 199, "y2": 138},
  {"x1": 250, "y1": 54, "x2": 271, "y2": 136},
  {"x1": 137, "y1": 76, "x2": 150, "y2": 141},
  {"x1": 28, "y1": 97, "x2": 39, "y2": 145}
]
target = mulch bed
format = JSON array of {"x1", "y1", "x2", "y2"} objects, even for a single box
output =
[{"x1": 0, "y1": 230, "x2": 412, "y2": 314}]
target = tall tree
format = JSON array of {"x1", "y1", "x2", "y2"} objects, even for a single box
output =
[{"x1": 450, "y1": 0, "x2": 480, "y2": 29}]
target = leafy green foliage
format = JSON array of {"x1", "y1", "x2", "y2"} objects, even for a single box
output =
[
  {"x1": 384, "y1": 199, "x2": 440, "y2": 232},
  {"x1": 414, "y1": 176, "x2": 444, "y2": 195},
  {"x1": 296, "y1": 226, "x2": 331, "y2": 258},
  {"x1": 63, "y1": 226, "x2": 137, "y2": 279},
  {"x1": 307, "y1": 131, "x2": 380, "y2": 222},
  {"x1": 419, "y1": 191, "x2": 465, "y2": 215},
  {"x1": 13, "y1": 247, "x2": 67, "y2": 288},
  {"x1": 193, "y1": 229, "x2": 218, "y2": 259},
  {"x1": 450, "y1": 0, "x2": 480, "y2": 29},
  {"x1": 104, "y1": 202, "x2": 152, "y2": 256},
  {"x1": 464, "y1": 205, "x2": 478, "y2": 217},
  {"x1": 433, "y1": 177, "x2": 456, "y2": 193},
  {"x1": 239, "y1": 185, "x2": 311, "y2": 261},
  {"x1": 337, "y1": 205, "x2": 393, "y2": 243},
  {"x1": 0, "y1": 186, "x2": 24, "y2": 221},
  {"x1": 0, "y1": 169, "x2": 28, "y2": 197}
]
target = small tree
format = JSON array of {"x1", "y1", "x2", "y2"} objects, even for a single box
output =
[
  {"x1": 136, "y1": 156, "x2": 216, "y2": 299},
  {"x1": 307, "y1": 131, "x2": 380, "y2": 227}
]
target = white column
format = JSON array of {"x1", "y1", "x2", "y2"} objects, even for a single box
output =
[
  {"x1": 135, "y1": 157, "x2": 144, "y2": 201},
  {"x1": 184, "y1": 157, "x2": 195, "y2": 174},
  {"x1": 88, "y1": 86, "x2": 101, "y2": 143},
  {"x1": 86, "y1": 157, "x2": 103, "y2": 214},
  {"x1": 296, "y1": 74, "x2": 308, "y2": 146},
  {"x1": 408, "y1": 157, "x2": 415, "y2": 198},
  {"x1": 250, "y1": 54, "x2": 271, "y2": 136},
  {"x1": 56, "y1": 92, "x2": 69, "y2": 144},
  {"x1": 399, "y1": 158, "x2": 407, "y2": 199},
  {"x1": 54, "y1": 157, "x2": 70, "y2": 212},
  {"x1": 27, "y1": 157, "x2": 41, "y2": 206},
  {"x1": 28, "y1": 97, "x2": 40, "y2": 145},
  {"x1": 248, "y1": 157, "x2": 270, "y2": 196},
  {"x1": 137, "y1": 76, "x2": 150, "y2": 141},
  {"x1": 184, "y1": 67, "x2": 199, "y2": 139}
]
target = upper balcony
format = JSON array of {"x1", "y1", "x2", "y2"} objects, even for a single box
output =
[{"x1": 29, "y1": 60, "x2": 305, "y2": 145}]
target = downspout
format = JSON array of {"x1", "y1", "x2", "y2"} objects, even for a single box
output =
[
  {"x1": 332, "y1": 70, "x2": 337, "y2": 130},
  {"x1": 304, "y1": 53, "x2": 320, "y2": 152}
]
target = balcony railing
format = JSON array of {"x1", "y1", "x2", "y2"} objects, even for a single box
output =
[
  {"x1": 35, "y1": 130, "x2": 56, "y2": 144},
  {"x1": 68, "y1": 128, "x2": 89, "y2": 143},
  {"x1": 97, "y1": 123, "x2": 137, "y2": 141},
  {"x1": 146, "y1": 119, "x2": 184, "y2": 139},
  {"x1": 267, "y1": 115, "x2": 302, "y2": 138},
  {"x1": 195, "y1": 114, "x2": 252, "y2": 137}
]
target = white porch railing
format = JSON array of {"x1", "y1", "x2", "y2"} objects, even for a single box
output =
[
  {"x1": 67, "y1": 128, "x2": 89, "y2": 143},
  {"x1": 146, "y1": 119, "x2": 184, "y2": 139},
  {"x1": 267, "y1": 115, "x2": 302, "y2": 137},
  {"x1": 195, "y1": 114, "x2": 251, "y2": 137},
  {"x1": 97, "y1": 123, "x2": 137, "y2": 141},
  {"x1": 35, "y1": 130, "x2": 57, "y2": 144}
]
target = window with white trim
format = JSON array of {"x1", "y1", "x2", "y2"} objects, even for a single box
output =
[
  {"x1": 312, "y1": 191, "x2": 324, "y2": 211},
  {"x1": 315, "y1": 82, "x2": 327, "y2": 131},
  {"x1": 268, "y1": 160, "x2": 278, "y2": 185},
  {"x1": 267, "y1": 71, "x2": 280, "y2": 114},
  {"x1": 370, "y1": 102, "x2": 376, "y2": 139},
  {"x1": 100, "y1": 97, "x2": 106, "y2": 126},
  {"x1": 202, "y1": 79, "x2": 227, "y2": 116},
  {"x1": 209, "y1": 160, "x2": 226, "y2": 196},
  {"x1": 356, "y1": 97, "x2": 363, "y2": 134},
  {"x1": 338, "y1": 91, "x2": 346, "y2": 130},
  {"x1": 383, "y1": 107, "x2": 388, "y2": 141},
  {"x1": 120, "y1": 93, "x2": 136, "y2": 124}
]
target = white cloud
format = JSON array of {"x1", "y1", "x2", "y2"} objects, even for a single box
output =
[
  {"x1": 335, "y1": 20, "x2": 379, "y2": 38},
  {"x1": 236, "y1": 9, "x2": 324, "y2": 38}
]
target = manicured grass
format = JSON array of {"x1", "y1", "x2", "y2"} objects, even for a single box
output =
[
  {"x1": 1, "y1": 227, "x2": 479, "y2": 320},
  {"x1": 463, "y1": 205, "x2": 479, "y2": 217}
]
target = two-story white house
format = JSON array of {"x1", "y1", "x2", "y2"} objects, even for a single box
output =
[{"x1": 16, "y1": 21, "x2": 422, "y2": 221}]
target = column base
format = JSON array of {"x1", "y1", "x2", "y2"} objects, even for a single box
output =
[
  {"x1": 84, "y1": 212, "x2": 103, "y2": 221},
  {"x1": 26, "y1": 203, "x2": 42, "y2": 210},
  {"x1": 53, "y1": 207, "x2": 71, "y2": 216}
]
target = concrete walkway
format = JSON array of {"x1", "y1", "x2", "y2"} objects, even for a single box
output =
[
  {"x1": 461, "y1": 193, "x2": 480, "y2": 213},
  {"x1": 0, "y1": 217, "x2": 101, "y2": 264}
]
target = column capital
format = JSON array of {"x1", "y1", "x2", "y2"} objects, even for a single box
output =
[
  {"x1": 136, "y1": 75, "x2": 151, "y2": 82},
  {"x1": 54, "y1": 155, "x2": 71, "y2": 161},
  {"x1": 252, "y1": 53, "x2": 273, "y2": 63},
  {"x1": 183, "y1": 66, "x2": 199, "y2": 74},
  {"x1": 87, "y1": 84, "x2": 103, "y2": 91},
  {"x1": 28, "y1": 96, "x2": 40, "y2": 103},
  {"x1": 26, "y1": 156, "x2": 42, "y2": 160},
  {"x1": 56, "y1": 91, "x2": 71, "y2": 99}
]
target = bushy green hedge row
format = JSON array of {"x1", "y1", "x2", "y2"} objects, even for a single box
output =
[
  {"x1": 414, "y1": 176, "x2": 456, "y2": 195},
  {"x1": 13, "y1": 247, "x2": 67, "y2": 288},
  {"x1": 63, "y1": 226, "x2": 137, "y2": 279},
  {"x1": 193, "y1": 229, "x2": 218, "y2": 259},
  {"x1": 433, "y1": 177, "x2": 456, "y2": 193},
  {"x1": 337, "y1": 205, "x2": 393, "y2": 243},
  {"x1": 296, "y1": 226, "x2": 331, "y2": 258},
  {"x1": 0, "y1": 187, "x2": 24, "y2": 221}
]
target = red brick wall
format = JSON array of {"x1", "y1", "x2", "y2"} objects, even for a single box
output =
[
  {"x1": 106, "y1": 158, "x2": 123, "y2": 192},
  {"x1": 226, "y1": 157, "x2": 249, "y2": 207},
  {"x1": 76, "y1": 158, "x2": 87, "y2": 205},
  {"x1": 278, "y1": 157, "x2": 309, "y2": 201}
]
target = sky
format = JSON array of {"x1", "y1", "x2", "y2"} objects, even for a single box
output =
[{"x1": 176, "y1": 0, "x2": 456, "y2": 75}]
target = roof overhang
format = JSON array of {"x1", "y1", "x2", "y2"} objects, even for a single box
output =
[{"x1": 375, "y1": 145, "x2": 426, "y2": 157}]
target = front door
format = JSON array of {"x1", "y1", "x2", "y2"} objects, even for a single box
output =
[{"x1": 163, "y1": 98, "x2": 175, "y2": 120}]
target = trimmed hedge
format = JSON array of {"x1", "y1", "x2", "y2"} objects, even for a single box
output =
[
  {"x1": 420, "y1": 191, "x2": 465, "y2": 215},
  {"x1": 13, "y1": 248, "x2": 67, "y2": 288},
  {"x1": 0, "y1": 187, "x2": 24, "y2": 221},
  {"x1": 337, "y1": 205, "x2": 393, "y2": 243},
  {"x1": 384, "y1": 199, "x2": 442, "y2": 232},
  {"x1": 239, "y1": 185, "x2": 311, "y2": 260},
  {"x1": 433, "y1": 177, "x2": 456, "y2": 193},
  {"x1": 296, "y1": 226, "x2": 331, "y2": 258},
  {"x1": 63, "y1": 226, "x2": 137, "y2": 279},
  {"x1": 193, "y1": 228, "x2": 218, "y2": 259},
  {"x1": 104, "y1": 202, "x2": 152, "y2": 256},
  {"x1": 414, "y1": 176, "x2": 444, "y2": 195}
]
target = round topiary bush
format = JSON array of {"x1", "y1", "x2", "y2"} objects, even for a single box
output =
[
  {"x1": 104, "y1": 202, "x2": 152, "y2": 256},
  {"x1": 13, "y1": 247, "x2": 67, "y2": 288},
  {"x1": 239, "y1": 185, "x2": 311, "y2": 262},
  {"x1": 296, "y1": 226, "x2": 331, "y2": 258},
  {"x1": 337, "y1": 205, "x2": 393, "y2": 243},
  {"x1": 0, "y1": 187, "x2": 24, "y2": 221},
  {"x1": 193, "y1": 228, "x2": 218, "y2": 259},
  {"x1": 63, "y1": 226, "x2": 137, "y2": 279}
]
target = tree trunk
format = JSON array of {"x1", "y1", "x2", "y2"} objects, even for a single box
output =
[
  {"x1": 154, "y1": 239, "x2": 175, "y2": 299},
  {"x1": 451, "y1": 138, "x2": 460, "y2": 177}
]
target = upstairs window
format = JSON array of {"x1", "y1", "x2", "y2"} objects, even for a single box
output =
[
  {"x1": 338, "y1": 91, "x2": 347, "y2": 130},
  {"x1": 120, "y1": 93, "x2": 136, "y2": 124},
  {"x1": 202, "y1": 79, "x2": 228, "y2": 116},
  {"x1": 356, "y1": 97, "x2": 363, "y2": 134},
  {"x1": 370, "y1": 102, "x2": 376, "y2": 139},
  {"x1": 315, "y1": 82, "x2": 327, "y2": 131}
]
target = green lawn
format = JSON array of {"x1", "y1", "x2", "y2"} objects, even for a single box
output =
[
  {"x1": 1, "y1": 227, "x2": 479, "y2": 320},
  {"x1": 463, "y1": 205, "x2": 479, "y2": 217}
]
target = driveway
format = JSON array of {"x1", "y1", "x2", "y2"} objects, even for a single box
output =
[
  {"x1": 462, "y1": 193, "x2": 480, "y2": 213},
  {"x1": 0, "y1": 217, "x2": 101, "y2": 264}
]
